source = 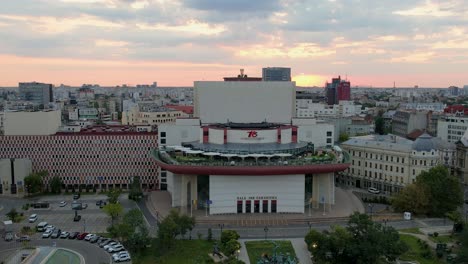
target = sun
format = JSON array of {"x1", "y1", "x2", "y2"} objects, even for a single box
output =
[{"x1": 292, "y1": 74, "x2": 327, "y2": 87}]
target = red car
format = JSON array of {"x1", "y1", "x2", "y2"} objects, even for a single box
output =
[{"x1": 77, "y1": 232, "x2": 89, "y2": 240}]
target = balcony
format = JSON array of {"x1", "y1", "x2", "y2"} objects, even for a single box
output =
[{"x1": 151, "y1": 146, "x2": 351, "y2": 176}]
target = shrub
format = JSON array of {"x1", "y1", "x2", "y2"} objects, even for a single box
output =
[
  {"x1": 207, "y1": 228, "x2": 213, "y2": 241},
  {"x1": 223, "y1": 239, "x2": 241, "y2": 257},
  {"x1": 221, "y1": 230, "x2": 240, "y2": 246},
  {"x1": 434, "y1": 232, "x2": 439, "y2": 237}
]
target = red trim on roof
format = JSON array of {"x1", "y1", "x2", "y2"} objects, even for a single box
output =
[{"x1": 165, "y1": 105, "x2": 194, "y2": 114}]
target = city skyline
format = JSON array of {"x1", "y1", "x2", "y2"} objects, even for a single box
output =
[{"x1": 0, "y1": 0, "x2": 467, "y2": 87}]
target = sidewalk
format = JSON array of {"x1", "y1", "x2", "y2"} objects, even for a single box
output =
[{"x1": 145, "y1": 188, "x2": 365, "y2": 226}]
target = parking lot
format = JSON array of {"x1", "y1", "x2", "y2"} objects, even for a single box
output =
[{"x1": 2, "y1": 193, "x2": 139, "y2": 234}]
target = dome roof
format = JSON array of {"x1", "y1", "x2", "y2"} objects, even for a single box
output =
[{"x1": 412, "y1": 132, "x2": 437, "y2": 152}]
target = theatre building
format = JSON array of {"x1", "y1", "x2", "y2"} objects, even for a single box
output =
[{"x1": 153, "y1": 79, "x2": 350, "y2": 214}]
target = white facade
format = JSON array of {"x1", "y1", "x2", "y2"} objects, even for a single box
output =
[
  {"x1": 341, "y1": 134, "x2": 455, "y2": 193},
  {"x1": 293, "y1": 119, "x2": 334, "y2": 148},
  {"x1": 296, "y1": 101, "x2": 361, "y2": 118},
  {"x1": 122, "y1": 104, "x2": 185, "y2": 125},
  {"x1": 209, "y1": 175, "x2": 304, "y2": 214},
  {"x1": 437, "y1": 116, "x2": 468, "y2": 143},
  {"x1": 4, "y1": 110, "x2": 61, "y2": 136},
  {"x1": 194, "y1": 81, "x2": 295, "y2": 124}
]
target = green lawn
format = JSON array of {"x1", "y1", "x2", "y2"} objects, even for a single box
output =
[
  {"x1": 399, "y1": 228, "x2": 423, "y2": 235},
  {"x1": 245, "y1": 240, "x2": 296, "y2": 264},
  {"x1": 429, "y1": 235, "x2": 456, "y2": 244},
  {"x1": 135, "y1": 239, "x2": 216, "y2": 264},
  {"x1": 399, "y1": 234, "x2": 443, "y2": 264},
  {"x1": 45, "y1": 249, "x2": 81, "y2": 264}
]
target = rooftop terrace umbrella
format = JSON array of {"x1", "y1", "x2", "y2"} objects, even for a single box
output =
[
  {"x1": 185, "y1": 150, "x2": 204, "y2": 154},
  {"x1": 221, "y1": 154, "x2": 238, "y2": 161}
]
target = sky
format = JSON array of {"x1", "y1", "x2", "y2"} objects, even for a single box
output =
[{"x1": 0, "y1": 0, "x2": 467, "y2": 87}]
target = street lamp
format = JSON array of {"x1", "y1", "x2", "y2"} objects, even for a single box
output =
[
  {"x1": 264, "y1": 226, "x2": 269, "y2": 241},
  {"x1": 307, "y1": 221, "x2": 312, "y2": 231},
  {"x1": 312, "y1": 243, "x2": 317, "y2": 249},
  {"x1": 368, "y1": 204, "x2": 374, "y2": 220},
  {"x1": 236, "y1": 249, "x2": 240, "y2": 260},
  {"x1": 83, "y1": 218, "x2": 86, "y2": 233},
  {"x1": 218, "y1": 223, "x2": 224, "y2": 241},
  {"x1": 382, "y1": 219, "x2": 388, "y2": 228}
]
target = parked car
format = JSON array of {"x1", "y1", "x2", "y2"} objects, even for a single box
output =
[
  {"x1": 42, "y1": 230, "x2": 53, "y2": 238},
  {"x1": 96, "y1": 237, "x2": 107, "y2": 244},
  {"x1": 73, "y1": 193, "x2": 80, "y2": 200},
  {"x1": 113, "y1": 252, "x2": 131, "y2": 262},
  {"x1": 112, "y1": 251, "x2": 129, "y2": 259},
  {"x1": 90, "y1": 236, "x2": 100, "y2": 243},
  {"x1": 60, "y1": 231, "x2": 70, "y2": 239},
  {"x1": 51, "y1": 229, "x2": 62, "y2": 239},
  {"x1": 69, "y1": 232, "x2": 79, "y2": 239},
  {"x1": 77, "y1": 232, "x2": 88, "y2": 240},
  {"x1": 96, "y1": 200, "x2": 103, "y2": 206},
  {"x1": 16, "y1": 235, "x2": 31, "y2": 242},
  {"x1": 73, "y1": 215, "x2": 81, "y2": 222},
  {"x1": 36, "y1": 221, "x2": 48, "y2": 232},
  {"x1": 4, "y1": 233, "x2": 13, "y2": 242},
  {"x1": 28, "y1": 214, "x2": 38, "y2": 223},
  {"x1": 84, "y1": 233, "x2": 96, "y2": 241},
  {"x1": 104, "y1": 242, "x2": 119, "y2": 250},
  {"x1": 99, "y1": 239, "x2": 112, "y2": 247},
  {"x1": 367, "y1": 187, "x2": 381, "y2": 194},
  {"x1": 82, "y1": 203, "x2": 88, "y2": 209},
  {"x1": 108, "y1": 244, "x2": 125, "y2": 253},
  {"x1": 45, "y1": 225, "x2": 55, "y2": 232},
  {"x1": 59, "y1": 201, "x2": 67, "y2": 207}
]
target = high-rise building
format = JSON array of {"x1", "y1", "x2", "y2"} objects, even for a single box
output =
[
  {"x1": 262, "y1": 67, "x2": 291, "y2": 81},
  {"x1": 325, "y1": 76, "x2": 350, "y2": 105},
  {"x1": 19, "y1": 82, "x2": 53, "y2": 106},
  {"x1": 448, "y1": 86, "x2": 459, "y2": 96}
]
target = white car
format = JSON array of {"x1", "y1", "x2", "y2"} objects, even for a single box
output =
[
  {"x1": 60, "y1": 231, "x2": 70, "y2": 238},
  {"x1": 367, "y1": 187, "x2": 381, "y2": 194},
  {"x1": 84, "y1": 234, "x2": 96, "y2": 241},
  {"x1": 59, "y1": 201, "x2": 67, "y2": 207},
  {"x1": 113, "y1": 252, "x2": 131, "y2": 262},
  {"x1": 45, "y1": 225, "x2": 55, "y2": 232},
  {"x1": 104, "y1": 242, "x2": 119, "y2": 250},
  {"x1": 108, "y1": 244, "x2": 124, "y2": 253},
  {"x1": 112, "y1": 251, "x2": 129, "y2": 258},
  {"x1": 28, "y1": 214, "x2": 38, "y2": 223},
  {"x1": 42, "y1": 230, "x2": 53, "y2": 238}
]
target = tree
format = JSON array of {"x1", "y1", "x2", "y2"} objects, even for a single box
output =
[
  {"x1": 157, "y1": 209, "x2": 196, "y2": 249},
  {"x1": 128, "y1": 176, "x2": 143, "y2": 202},
  {"x1": 306, "y1": 212, "x2": 407, "y2": 264},
  {"x1": 374, "y1": 116, "x2": 385, "y2": 135},
  {"x1": 49, "y1": 176, "x2": 62, "y2": 194},
  {"x1": 339, "y1": 133, "x2": 349, "y2": 142},
  {"x1": 107, "y1": 189, "x2": 121, "y2": 204},
  {"x1": 221, "y1": 230, "x2": 240, "y2": 246},
  {"x1": 393, "y1": 165, "x2": 463, "y2": 217},
  {"x1": 24, "y1": 171, "x2": 46, "y2": 195},
  {"x1": 392, "y1": 184, "x2": 430, "y2": 215},
  {"x1": 6, "y1": 209, "x2": 19, "y2": 222},
  {"x1": 103, "y1": 203, "x2": 123, "y2": 226},
  {"x1": 456, "y1": 229, "x2": 468, "y2": 263},
  {"x1": 417, "y1": 165, "x2": 463, "y2": 216}
]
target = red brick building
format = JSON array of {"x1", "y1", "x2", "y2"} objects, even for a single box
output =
[{"x1": 0, "y1": 125, "x2": 159, "y2": 191}]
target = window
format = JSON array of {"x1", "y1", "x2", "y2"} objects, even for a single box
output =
[
  {"x1": 326, "y1": 138, "x2": 332, "y2": 143},
  {"x1": 160, "y1": 132, "x2": 166, "y2": 137},
  {"x1": 326, "y1": 131, "x2": 332, "y2": 137}
]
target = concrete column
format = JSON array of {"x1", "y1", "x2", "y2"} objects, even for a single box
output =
[{"x1": 312, "y1": 173, "x2": 335, "y2": 210}]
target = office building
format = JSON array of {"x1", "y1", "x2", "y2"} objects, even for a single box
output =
[
  {"x1": 262, "y1": 67, "x2": 291, "y2": 81},
  {"x1": 325, "y1": 76, "x2": 350, "y2": 105},
  {"x1": 19, "y1": 82, "x2": 53, "y2": 105}
]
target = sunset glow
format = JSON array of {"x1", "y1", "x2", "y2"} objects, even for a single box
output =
[{"x1": 0, "y1": 0, "x2": 467, "y2": 87}]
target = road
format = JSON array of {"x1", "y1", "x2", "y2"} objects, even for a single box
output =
[
  {"x1": 191, "y1": 218, "x2": 451, "y2": 240},
  {"x1": 0, "y1": 238, "x2": 111, "y2": 263}
]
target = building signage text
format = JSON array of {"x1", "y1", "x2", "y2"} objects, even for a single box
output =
[{"x1": 237, "y1": 196, "x2": 277, "y2": 200}]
